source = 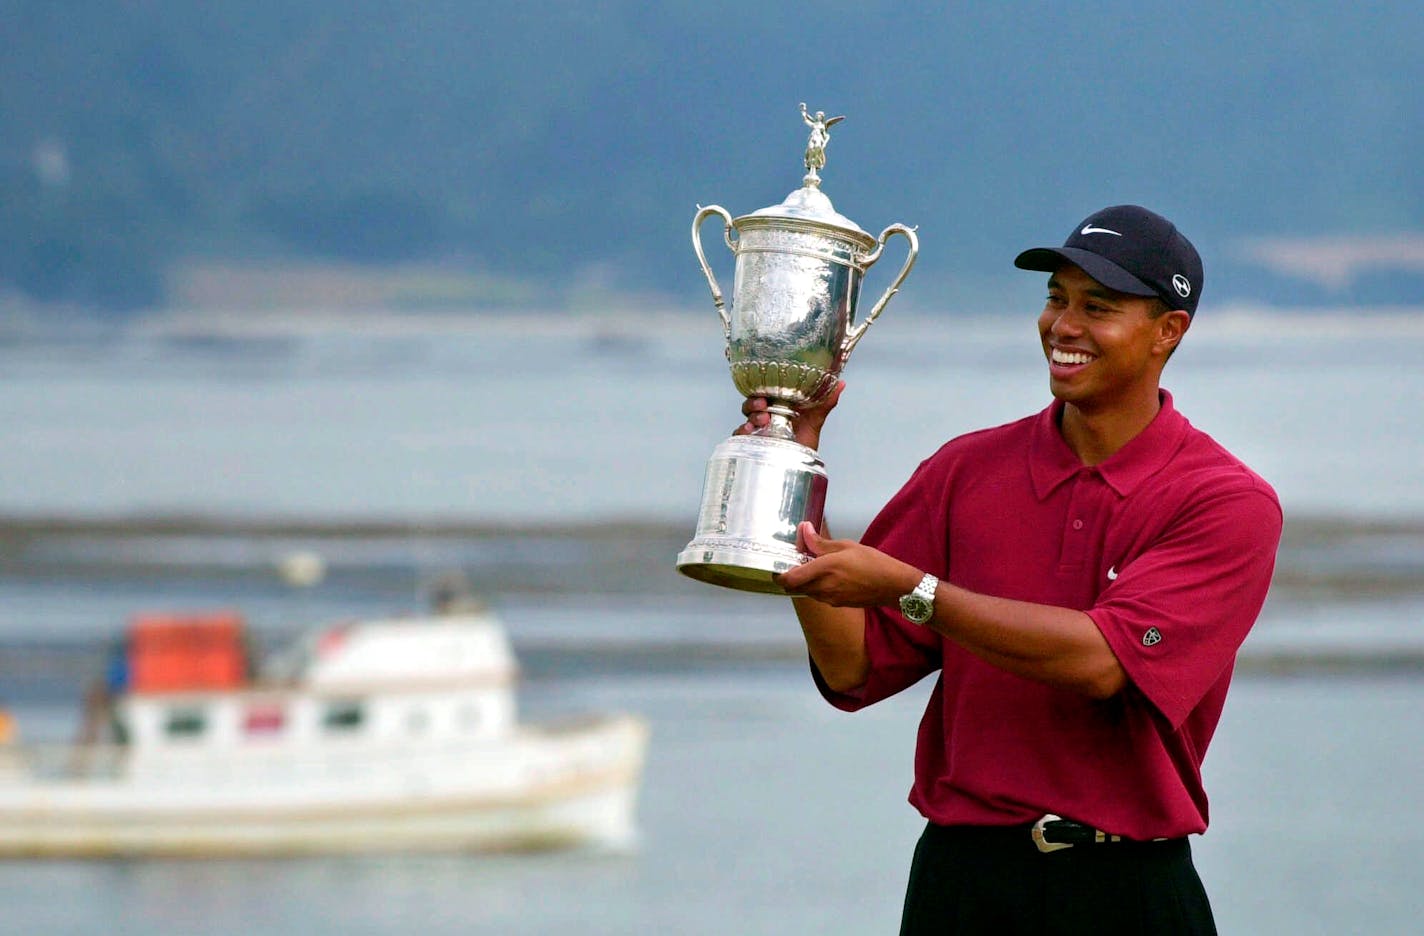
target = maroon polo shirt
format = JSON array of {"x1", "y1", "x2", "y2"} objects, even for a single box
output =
[{"x1": 815, "y1": 391, "x2": 1282, "y2": 840}]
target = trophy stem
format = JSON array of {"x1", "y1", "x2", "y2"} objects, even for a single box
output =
[{"x1": 751, "y1": 406, "x2": 798, "y2": 442}]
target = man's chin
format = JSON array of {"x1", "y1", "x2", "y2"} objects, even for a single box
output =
[{"x1": 1048, "y1": 376, "x2": 1084, "y2": 402}]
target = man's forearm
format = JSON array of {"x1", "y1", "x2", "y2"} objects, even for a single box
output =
[
  {"x1": 790, "y1": 596, "x2": 869, "y2": 693},
  {"x1": 786, "y1": 517, "x2": 871, "y2": 692},
  {"x1": 926, "y1": 582, "x2": 1125, "y2": 699},
  {"x1": 776, "y1": 523, "x2": 1126, "y2": 699}
]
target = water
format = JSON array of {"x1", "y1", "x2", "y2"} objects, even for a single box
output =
[
  {"x1": 2, "y1": 662, "x2": 1421, "y2": 934},
  {"x1": 2, "y1": 308, "x2": 1423, "y2": 933},
  {"x1": 2, "y1": 307, "x2": 1421, "y2": 523}
]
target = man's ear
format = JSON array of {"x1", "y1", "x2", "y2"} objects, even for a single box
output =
[{"x1": 1156, "y1": 310, "x2": 1191, "y2": 356}]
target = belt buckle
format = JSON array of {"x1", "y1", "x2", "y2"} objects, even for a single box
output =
[{"x1": 1031, "y1": 813, "x2": 1073, "y2": 853}]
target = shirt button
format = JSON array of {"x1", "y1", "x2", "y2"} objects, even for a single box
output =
[{"x1": 1072, "y1": 519, "x2": 1084, "y2": 530}]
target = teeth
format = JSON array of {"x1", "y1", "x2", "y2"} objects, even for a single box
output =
[{"x1": 1051, "y1": 348, "x2": 1093, "y2": 365}]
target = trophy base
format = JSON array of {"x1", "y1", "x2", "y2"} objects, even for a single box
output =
[
  {"x1": 676, "y1": 433, "x2": 827, "y2": 596},
  {"x1": 676, "y1": 539, "x2": 806, "y2": 595}
]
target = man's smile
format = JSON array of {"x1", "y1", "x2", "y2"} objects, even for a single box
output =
[
  {"x1": 1050, "y1": 347, "x2": 1095, "y2": 365},
  {"x1": 1049, "y1": 345, "x2": 1097, "y2": 372}
]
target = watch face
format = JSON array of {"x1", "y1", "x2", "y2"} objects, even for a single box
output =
[{"x1": 901, "y1": 596, "x2": 932, "y2": 623}]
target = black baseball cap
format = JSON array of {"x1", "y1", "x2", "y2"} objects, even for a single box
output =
[{"x1": 1014, "y1": 205, "x2": 1203, "y2": 316}]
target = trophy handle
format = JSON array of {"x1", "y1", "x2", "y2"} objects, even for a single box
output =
[
  {"x1": 692, "y1": 205, "x2": 737, "y2": 340},
  {"x1": 843, "y1": 223, "x2": 918, "y2": 357}
]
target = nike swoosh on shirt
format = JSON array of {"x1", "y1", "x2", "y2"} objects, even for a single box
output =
[
  {"x1": 1106, "y1": 566, "x2": 1119, "y2": 581},
  {"x1": 1080, "y1": 225, "x2": 1122, "y2": 236}
]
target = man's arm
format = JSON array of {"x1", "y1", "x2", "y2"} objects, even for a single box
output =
[
  {"x1": 920, "y1": 579, "x2": 1126, "y2": 699},
  {"x1": 738, "y1": 383, "x2": 879, "y2": 691},
  {"x1": 776, "y1": 523, "x2": 1126, "y2": 700},
  {"x1": 789, "y1": 596, "x2": 871, "y2": 694}
]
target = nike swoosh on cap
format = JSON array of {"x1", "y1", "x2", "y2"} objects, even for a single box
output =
[{"x1": 1080, "y1": 225, "x2": 1122, "y2": 236}]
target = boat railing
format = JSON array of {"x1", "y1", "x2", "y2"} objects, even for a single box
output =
[{"x1": 0, "y1": 742, "x2": 127, "y2": 782}]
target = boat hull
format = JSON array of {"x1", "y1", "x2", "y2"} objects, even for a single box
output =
[{"x1": 0, "y1": 715, "x2": 648, "y2": 858}]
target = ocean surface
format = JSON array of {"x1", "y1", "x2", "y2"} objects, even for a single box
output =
[
  {"x1": 1, "y1": 307, "x2": 1422, "y2": 934},
  {"x1": 1, "y1": 305, "x2": 1422, "y2": 523}
]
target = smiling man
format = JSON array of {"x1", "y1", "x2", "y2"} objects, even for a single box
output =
[{"x1": 741, "y1": 205, "x2": 1282, "y2": 934}]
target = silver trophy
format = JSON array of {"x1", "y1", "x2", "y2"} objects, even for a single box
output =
[{"x1": 677, "y1": 104, "x2": 918, "y2": 594}]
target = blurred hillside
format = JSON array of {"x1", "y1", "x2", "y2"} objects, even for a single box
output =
[{"x1": 2, "y1": 0, "x2": 1422, "y2": 313}]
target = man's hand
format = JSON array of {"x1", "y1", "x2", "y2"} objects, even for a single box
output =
[
  {"x1": 736, "y1": 380, "x2": 845, "y2": 451},
  {"x1": 775, "y1": 521, "x2": 923, "y2": 607}
]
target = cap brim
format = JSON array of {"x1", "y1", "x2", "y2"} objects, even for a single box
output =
[{"x1": 1014, "y1": 246, "x2": 1158, "y2": 298}]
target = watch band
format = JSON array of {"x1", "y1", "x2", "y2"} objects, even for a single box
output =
[{"x1": 899, "y1": 572, "x2": 939, "y2": 625}]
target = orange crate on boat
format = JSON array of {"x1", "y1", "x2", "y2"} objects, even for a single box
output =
[{"x1": 127, "y1": 612, "x2": 247, "y2": 692}]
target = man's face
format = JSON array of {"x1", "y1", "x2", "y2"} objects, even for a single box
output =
[{"x1": 1036, "y1": 263, "x2": 1183, "y2": 411}]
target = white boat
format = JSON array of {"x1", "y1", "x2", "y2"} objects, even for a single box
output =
[{"x1": 0, "y1": 606, "x2": 649, "y2": 857}]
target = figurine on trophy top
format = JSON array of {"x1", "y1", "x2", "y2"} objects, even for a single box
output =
[
  {"x1": 799, "y1": 102, "x2": 844, "y2": 188},
  {"x1": 677, "y1": 104, "x2": 920, "y2": 595}
]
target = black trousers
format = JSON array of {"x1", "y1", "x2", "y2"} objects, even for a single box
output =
[{"x1": 900, "y1": 822, "x2": 1218, "y2": 935}]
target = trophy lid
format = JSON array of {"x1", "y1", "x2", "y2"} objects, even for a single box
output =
[
  {"x1": 737, "y1": 104, "x2": 871, "y2": 240},
  {"x1": 744, "y1": 185, "x2": 868, "y2": 235}
]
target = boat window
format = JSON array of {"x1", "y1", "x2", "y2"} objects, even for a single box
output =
[
  {"x1": 405, "y1": 708, "x2": 430, "y2": 734},
  {"x1": 458, "y1": 705, "x2": 481, "y2": 731},
  {"x1": 244, "y1": 704, "x2": 286, "y2": 735},
  {"x1": 322, "y1": 700, "x2": 365, "y2": 732},
  {"x1": 164, "y1": 707, "x2": 207, "y2": 737}
]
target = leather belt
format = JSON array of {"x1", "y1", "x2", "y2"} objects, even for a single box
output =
[{"x1": 1031, "y1": 813, "x2": 1164, "y2": 853}]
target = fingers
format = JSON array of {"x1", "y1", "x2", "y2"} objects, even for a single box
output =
[
  {"x1": 793, "y1": 381, "x2": 845, "y2": 450},
  {"x1": 735, "y1": 383, "x2": 845, "y2": 442},
  {"x1": 816, "y1": 380, "x2": 846, "y2": 414},
  {"x1": 798, "y1": 521, "x2": 824, "y2": 556},
  {"x1": 777, "y1": 525, "x2": 844, "y2": 595},
  {"x1": 798, "y1": 521, "x2": 849, "y2": 557},
  {"x1": 773, "y1": 560, "x2": 812, "y2": 594},
  {"x1": 775, "y1": 557, "x2": 840, "y2": 604},
  {"x1": 776, "y1": 538, "x2": 915, "y2": 608},
  {"x1": 735, "y1": 396, "x2": 772, "y2": 436}
]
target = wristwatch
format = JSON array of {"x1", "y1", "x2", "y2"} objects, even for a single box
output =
[{"x1": 899, "y1": 572, "x2": 939, "y2": 625}]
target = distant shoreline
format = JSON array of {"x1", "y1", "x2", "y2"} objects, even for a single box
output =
[
  {"x1": 1, "y1": 510, "x2": 1420, "y2": 686},
  {"x1": 3, "y1": 510, "x2": 1422, "y2": 603},
  {"x1": 3, "y1": 509, "x2": 1422, "y2": 540},
  {"x1": 0, "y1": 511, "x2": 692, "y2": 541}
]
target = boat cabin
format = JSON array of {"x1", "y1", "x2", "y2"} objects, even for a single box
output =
[{"x1": 106, "y1": 611, "x2": 519, "y2": 756}]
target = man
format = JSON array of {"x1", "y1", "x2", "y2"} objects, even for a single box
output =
[{"x1": 740, "y1": 205, "x2": 1281, "y2": 934}]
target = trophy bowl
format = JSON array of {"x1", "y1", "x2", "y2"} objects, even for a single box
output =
[
  {"x1": 676, "y1": 105, "x2": 917, "y2": 594},
  {"x1": 725, "y1": 211, "x2": 872, "y2": 406}
]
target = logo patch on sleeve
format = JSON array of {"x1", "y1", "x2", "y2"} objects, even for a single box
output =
[{"x1": 1142, "y1": 627, "x2": 1163, "y2": 647}]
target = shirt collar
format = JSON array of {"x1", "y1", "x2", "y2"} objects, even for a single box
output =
[{"x1": 1029, "y1": 390, "x2": 1189, "y2": 499}]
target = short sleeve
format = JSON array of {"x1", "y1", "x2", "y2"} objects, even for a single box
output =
[
  {"x1": 811, "y1": 455, "x2": 949, "y2": 710},
  {"x1": 1087, "y1": 482, "x2": 1282, "y2": 728}
]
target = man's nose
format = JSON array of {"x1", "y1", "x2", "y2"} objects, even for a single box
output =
[{"x1": 1050, "y1": 308, "x2": 1084, "y2": 337}]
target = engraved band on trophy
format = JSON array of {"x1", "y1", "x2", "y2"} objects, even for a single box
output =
[{"x1": 676, "y1": 104, "x2": 919, "y2": 594}]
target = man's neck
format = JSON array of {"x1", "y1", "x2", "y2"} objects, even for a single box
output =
[{"x1": 1059, "y1": 391, "x2": 1162, "y2": 466}]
